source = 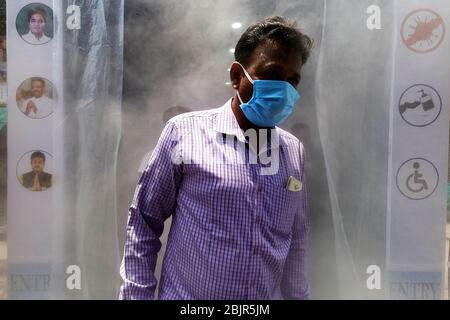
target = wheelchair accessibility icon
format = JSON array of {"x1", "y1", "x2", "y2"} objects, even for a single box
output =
[
  {"x1": 396, "y1": 158, "x2": 438, "y2": 200},
  {"x1": 406, "y1": 162, "x2": 428, "y2": 193}
]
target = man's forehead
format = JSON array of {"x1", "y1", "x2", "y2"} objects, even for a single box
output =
[
  {"x1": 249, "y1": 42, "x2": 302, "y2": 70},
  {"x1": 31, "y1": 13, "x2": 44, "y2": 19}
]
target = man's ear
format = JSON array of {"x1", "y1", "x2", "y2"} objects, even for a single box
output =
[{"x1": 230, "y1": 62, "x2": 243, "y2": 90}]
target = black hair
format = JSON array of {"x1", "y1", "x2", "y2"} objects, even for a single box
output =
[
  {"x1": 28, "y1": 8, "x2": 47, "y2": 23},
  {"x1": 31, "y1": 151, "x2": 46, "y2": 162},
  {"x1": 31, "y1": 77, "x2": 45, "y2": 87},
  {"x1": 235, "y1": 16, "x2": 313, "y2": 67}
]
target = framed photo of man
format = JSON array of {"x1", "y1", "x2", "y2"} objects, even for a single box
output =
[
  {"x1": 16, "y1": 150, "x2": 53, "y2": 192},
  {"x1": 16, "y1": 77, "x2": 56, "y2": 119},
  {"x1": 16, "y1": 3, "x2": 53, "y2": 45}
]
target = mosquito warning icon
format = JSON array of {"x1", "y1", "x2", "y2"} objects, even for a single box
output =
[{"x1": 401, "y1": 9, "x2": 446, "y2": 53}]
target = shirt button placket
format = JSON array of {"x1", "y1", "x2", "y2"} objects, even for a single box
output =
[{"x1": 252, "y1": 178, "x2": 262, "y2": 299}]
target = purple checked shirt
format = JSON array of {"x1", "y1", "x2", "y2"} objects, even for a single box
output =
[{"x1": 119, "y1": 99, "x2": 309, "y2": 300}]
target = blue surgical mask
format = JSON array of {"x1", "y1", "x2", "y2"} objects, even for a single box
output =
[{"x1": 234, "y1": 62, "x2": 301, "y2": 127}]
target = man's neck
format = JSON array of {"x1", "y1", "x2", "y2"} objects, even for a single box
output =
[
  {"x1": 33, "y1": 32, "x2": 44, "y2": 40},
  {"x1": 231, "y1": 95, "x2": 257, "y2": 133}
]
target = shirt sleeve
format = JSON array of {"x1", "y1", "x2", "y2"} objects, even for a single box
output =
[
  {"x1": 118, "y1": 120, "x2": 182, "y2": 300},
  {"x1": 280, "y1": 141, "x2": 310, "y2": 300},
  {"x1": 21, "y1": 99, "x2": 30, "y2": 113}
]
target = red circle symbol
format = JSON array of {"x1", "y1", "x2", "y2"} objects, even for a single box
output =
[{"x1": 401, "y1": 8, "x2": 446, "y2": 53}]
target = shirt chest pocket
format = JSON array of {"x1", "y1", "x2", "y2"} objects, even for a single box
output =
[{"x1": 260, "y1": 175, "x2": 302, "y2": 236}]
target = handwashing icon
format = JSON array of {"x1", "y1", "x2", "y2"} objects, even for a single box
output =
[
  {"x1": 419, "y1": 90, "x2": 435, "y2": 111},
  {"x1": 399, "y1": 90, "x2": 435, "y2": 114},
  {"x1": 398, "y1": 84, "x2": 442, "y2": 128}
]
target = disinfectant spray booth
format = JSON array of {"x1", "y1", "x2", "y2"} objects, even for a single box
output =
[{"x1": 2, "y1": 0, "x2": 450, "y2": 299}]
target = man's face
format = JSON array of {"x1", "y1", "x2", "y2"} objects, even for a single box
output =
[
  {"x1": 31, "y1": 157, "x2": 45, "y2": 173},
  {"x1": 31, "y1": 81, "x2": 45, "y2": 98},
  {"x1": 232, "y1": 41, "x2": 302, "y2": 104},
  {"x1": 29, "y1": 13, "x2": 45, "y2": 36}
]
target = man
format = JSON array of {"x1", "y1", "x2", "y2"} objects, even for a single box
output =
[
  {"x1": 138, "y1": 106, "x2": 192, "y2": 298},
  {"x1": 19, "y1": 151, "x2": 52, "y2": 191},
  {"x1": 119, "y1": 16, "x2": 312, "y2": 300},
  {"x1": 22, "y1": 78, "x2": 54, "y2": 119},
  {"x1": 22, "y1": 8, "x2": 51, "y2": 45}
]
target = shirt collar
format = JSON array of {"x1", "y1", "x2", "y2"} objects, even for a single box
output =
[
  {"x1": 214, "y1": 98, "x2": 285, "y2": 153},
  {"x1": 215, "y1": 98, "x2": 245, "y2": 142}
]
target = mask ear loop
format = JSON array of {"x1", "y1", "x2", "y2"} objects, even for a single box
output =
[
  {"x1": 232, "y1": 61, "x2": 254, "y2": 104},
  {"x1": 233, "y1": 61, "x2": 254, "y2": 85}
]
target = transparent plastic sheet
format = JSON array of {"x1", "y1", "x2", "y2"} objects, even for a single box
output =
[
  {"x1": 314, "y1": 0, "x2": 394, "y2": 299},
  {"x1": 119, "y1": 0, "x2": 449, "y2": 300},
  {"x1": 118, "y1": 0, "x2": 338, "y2": 299},
  {"x1": 119, "y1": 0, "x2": 388, "y2": 300},
  {"x1": 1, "y1": 0, "x2": 443, "y2": 300},
  {"x1": 50, "y1": 0, "x2": 124, "y2": 299},
  {"x1": 316, "y1": 0, "x2": 449, "y2": 299}
]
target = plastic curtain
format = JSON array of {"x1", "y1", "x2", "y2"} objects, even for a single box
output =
[
  {"x1": 50, "y1": 0, "x2": 124, "y2": 299},
  {"x1": 25, "y1": 0, "x2": 446, "y2": 299},
  {"x1": 314, "y1": 0, "x2": 394, "y2": 298}
]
